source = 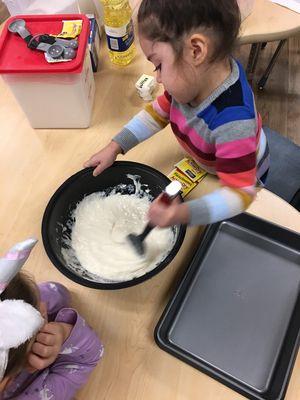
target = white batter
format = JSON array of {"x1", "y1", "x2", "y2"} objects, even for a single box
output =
[{"x1": 64, "y1": 192, "x2": 175, "y2": 282}]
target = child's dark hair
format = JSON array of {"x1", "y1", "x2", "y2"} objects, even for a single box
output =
[
  {"x1": 137, "y1": 0, "x2": 241, "y2": 62},
  {"x1": 0, "y1": 272, "x2": 39, "y2": 378}
]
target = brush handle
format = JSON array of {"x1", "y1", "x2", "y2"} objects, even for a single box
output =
[
  {"x1": 138, "y1": 224, "x2": 154, "y2": 241},
  {"x1": 137, "y1": 181, "x2": 183, "y2": 242},
  {"x1": 160, "y1": 192, "x2": 172, "y2": 205},
  {"x1": 137, "y1": 192, "x2": 171, "y2": 241},
  {"x1": 160, "y1": 180, "x2": 182, "y2": 205}
]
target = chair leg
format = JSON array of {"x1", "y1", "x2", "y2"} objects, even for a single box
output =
[
  {"x1": 246, "y1": 43, "x2": 262, "y2": 85},
  {"x1": 257, "y1": 39, "x2": 287, "y2": 90},
  {"x1": 261, "y1": 42, "x2": 267, "y2": 50}
]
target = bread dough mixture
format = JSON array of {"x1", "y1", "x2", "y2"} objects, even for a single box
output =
[{"x1": 62, "y1": 191, "x2": 175, "y2": 282}]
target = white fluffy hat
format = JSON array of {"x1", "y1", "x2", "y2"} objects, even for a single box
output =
[{"x1": 0, "y1": 239, "x2": 44, "y2": 381}]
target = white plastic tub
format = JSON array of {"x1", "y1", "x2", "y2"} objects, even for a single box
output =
[
  {"x1": 3, "y1": 49, "x2": 95, "y2": 129},
  {"x1": 2, "y1": 0, "x2": 80, "y2": 15},
  {"x1": 2, "y1": 0, "x2": 104, "y2": 30},
  {"x1": 0, "y1": 14, "x2": 95, "y2": 129}
]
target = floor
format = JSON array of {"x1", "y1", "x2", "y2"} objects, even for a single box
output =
[{"x1": 0, "y1": 4, "x2": 299, "y2": 146}]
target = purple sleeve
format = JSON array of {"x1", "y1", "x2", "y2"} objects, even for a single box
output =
[
  {"x1": 11, "y1": 309, "x2": 103, "y2": 400},
  {"x1": 38, "y1": 282, "x2": 71, "y2": 320},
  {"x1": 44, "y1": 309, "x2": 103, "y2": 399}
]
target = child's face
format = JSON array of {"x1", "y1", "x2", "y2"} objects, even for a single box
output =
[{"x1": 140, "y1": 35, "x2": 201, "y2": 104}]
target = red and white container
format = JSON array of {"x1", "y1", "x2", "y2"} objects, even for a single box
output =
[{"x1": 0, "y1": 14, "x2": 95, "y2": 128}]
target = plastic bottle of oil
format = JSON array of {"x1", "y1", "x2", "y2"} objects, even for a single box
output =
[{"x1": 101, "y1": 0, "x2": 136, "y2": 66}]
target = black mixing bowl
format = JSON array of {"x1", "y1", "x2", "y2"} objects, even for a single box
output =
[{"x1": 42, "y1": 161, "x2": 186, "y2": 289}]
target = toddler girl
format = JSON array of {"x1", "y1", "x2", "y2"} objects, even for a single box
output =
[
  {"x1": 0, "y1": 239, "x2": 103, "y2": 399},
  {"x1": 85, "y1": 0, "x2": 269, "y2": 228}
]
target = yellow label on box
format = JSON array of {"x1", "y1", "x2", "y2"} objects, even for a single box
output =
[
  {"x1": 167, "y1": 168, "x2": 196, "y2": 197},
  {"x1": 168, "y1": 157, "x2": 207, "y2": 197},
  {"x1": 56, "y1": 20, "x2": 83, "y2": 39},
  {"x1": 175, "y1": 157, "x2": 207, "y2": 183}
]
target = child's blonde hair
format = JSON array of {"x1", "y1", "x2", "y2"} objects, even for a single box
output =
[
  {"x1": 138, "y1": 0, "x2": 241, "y2": 62},
  {"x1": 0, "y1": 272, "x2": 39, "y2": 378}
]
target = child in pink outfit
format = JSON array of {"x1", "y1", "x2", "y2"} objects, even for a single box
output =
[{"x1": 0, "y1": 239, "x2": 103, "y2": 400}]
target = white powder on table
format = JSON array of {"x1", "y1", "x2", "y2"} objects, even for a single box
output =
[{"x1": 62, "y1": 192, "x2": 175, "y2": 282}]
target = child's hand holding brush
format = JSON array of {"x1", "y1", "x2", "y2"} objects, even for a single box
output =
[{"x1": 148, "y1": 195, "x2": 190, "y2": 228}]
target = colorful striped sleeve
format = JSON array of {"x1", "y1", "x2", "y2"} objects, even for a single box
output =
[
  {"x1": 187, "y1": 118, "x2": 258, "y2": 226},
  {"x1": 113, "y1": 91, "x2": 171, "y2": 153}
]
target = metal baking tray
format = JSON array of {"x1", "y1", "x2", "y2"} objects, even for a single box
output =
[{"x1": 155, "y1": 213, "x2": 300, "y2": 400}]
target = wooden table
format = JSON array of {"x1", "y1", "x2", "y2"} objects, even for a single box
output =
[
  {"x1": 1, "y1": 32, "x2": 300, "y2": 400},
  {"x1": 240, "y1": 0, "x2": 300, "y2": 45}
]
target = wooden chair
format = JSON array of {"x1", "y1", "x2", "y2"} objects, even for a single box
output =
[
  {"x1": 239, "y1": 0, "x2": 300, "y2": 89},
  {"x1": 263, "y1": 127, "x2": 300, "y2": 208}
]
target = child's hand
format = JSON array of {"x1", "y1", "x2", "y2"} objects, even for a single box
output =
[
  {"x1": 84, "y1": 141, "x2": 122, "y2": 176},
  {"x1": 27, "y1": 322, "x2": 73, "y2": 372},
  {"x1": 147, "y1": 197, "x2": 190, "y2": 227}
]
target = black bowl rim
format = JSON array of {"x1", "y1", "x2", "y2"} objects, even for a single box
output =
[{"x1": 42, "y1": 161, "x2": 187, "y2": 290}]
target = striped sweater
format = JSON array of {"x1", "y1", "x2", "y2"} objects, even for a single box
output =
[{"x1": 113, "y1": 59, "x2": 270, "y2": 225}]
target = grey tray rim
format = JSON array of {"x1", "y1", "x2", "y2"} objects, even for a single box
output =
[{"x1": 155, "y1": 213, "x2": 300, "y2": 400}]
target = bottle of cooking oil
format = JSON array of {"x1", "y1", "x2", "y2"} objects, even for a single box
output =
[{"x1": 101, "y1": 0, "x2": 136, "y2": 66}]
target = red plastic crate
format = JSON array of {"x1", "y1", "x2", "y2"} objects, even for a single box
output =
[{"x1": 0, "y1": 14, "x2": 89, "y2": 74}]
